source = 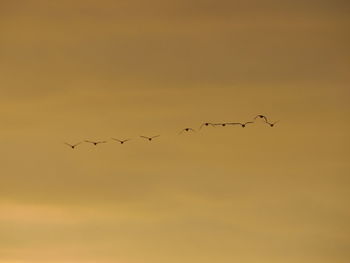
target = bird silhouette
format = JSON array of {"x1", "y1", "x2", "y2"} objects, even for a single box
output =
[
  {"x1": 213, "y1": 123, "x2": 228, "y2": 127},
  {"x1": 226, "y1": 121, "x2": 254, "y2": 128},
  {"x1": 111, "y1": 138, "x2": 130, "y2": 144},
  {"x1": 140, "y1": 135, "x2": 160, "y2": 141},
  {"x1": 64, "y1": 142, "x2": 82, "y2": 149},
  {"x1": 265, "y1": 120, "x2": 279, "y2": 127},
  {"x1": 85, "y1": 140, "x2": 107, "y2": 146},
  {"x1": 199, "y1": 122, "x2": 215, "y2": 130},
  {"x1": 254, "y1": 115, "x2": 269, "y2": 122},
  {"x1": 179, "y1": 128, "x2": 195, "y2": 134}
]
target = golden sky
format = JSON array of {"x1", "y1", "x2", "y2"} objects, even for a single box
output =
[{"x1": 1, "y1": 0, "x2": 349, "y2": 262}]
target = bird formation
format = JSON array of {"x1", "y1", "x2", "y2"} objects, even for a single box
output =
[{"x1": 64, "y1": 114, "x2": 279, "y2": 149}]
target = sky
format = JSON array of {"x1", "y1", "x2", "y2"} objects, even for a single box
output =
[{"x1": 0, "y1": 0, "x2": 350, "y2": 262}]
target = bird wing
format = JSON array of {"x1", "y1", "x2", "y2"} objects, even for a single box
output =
[
  {"x1": 84, "y1": 140, "x2": 95, "y2": 144},
  {"x1": 140, "y1": 136, "x2": 149, "y2": 139},
  {"x1": 245, "y1": 121, "x2": 254, "y2": 125},
  {"x1": 254, "y1": 115, "x2": 268, "y2": 122},
  {"x1": 112, "y1": 138, "x2": 122, "y2": 142},
  {"x1": 64, "y1": 143, "x2": 73, "y2": 147},
  {"x1": 73, "y1": 142, "x2": 82, "y2": 146},
  {"x1": 151, "y1": 135, "x2": 160, "y2": 138},
  {"x1": 226, "y1": 122, "x2": 241, "y2": 125}
]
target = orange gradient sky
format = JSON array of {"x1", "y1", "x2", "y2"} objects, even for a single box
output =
[{"x1": 0, "y1": 1, "x2": 349, "y2": 263}]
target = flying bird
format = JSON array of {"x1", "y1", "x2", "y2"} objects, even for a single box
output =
[
  {"x1": 199, "y1": 122, "x2": 215, "y2": 130},
  {"x1": 64, "y1": 142, "x2": 82, "y2": 149},
  {"x1": 254, "y1": 115, "x2": 269, "y2": 122},
  {"x1": 213, "y1": 123, "x2": 228, "y2": 127},
  {"x1": 179, "y1": 128, "x2": 195, "y2": 134},
  {"x1": 140, "y1": 135, "x2": 160, "y2": 141},
  {"x1": 84, "y1": 140, "x2": 107, "y2": 146},
  {"x1": 226, "y1": 121, "x2": 254, "y2": 128},
  {"x1": 265, "y1": 120, "x2": 279, "y2": 127},
  {"x1": 111, "y1": 138, "x2": 130, "y2": 144}
]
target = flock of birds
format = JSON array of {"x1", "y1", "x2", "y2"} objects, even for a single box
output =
[{"x1": 64, "y1": 114, "x2": 279, "y2": 149}]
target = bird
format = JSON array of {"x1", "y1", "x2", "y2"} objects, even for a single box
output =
[
  {"x1": 64, "y1": 142, "x2": 82, "y2": 149},
  {"x1": 140, "y1": 135, "x2": 160, "y2": 141},
  {"x1": 179, "y1": 128, "x2": 195, "y2": 134},
  {"x1": 226, "y1": 121, "x2": 254, "y2": 128},
  {"x1": 265, "y1": 120, "x2": 279, "y2": 127},
  {"x1": 111, "y1": 138, "x2": 130, "y2": 144},
  {"x1": 199, "y1": 122, "x2": 215, "y2": 130},
  {"x1": 254, "y1": 114, "x2": 269, "y2": 122},
  {"x1": 84, "y1": 140, "x2": 107, "y2": 146},
  {"x1": 213, "y1": 123, "x2": 229, "y2": 127}
]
